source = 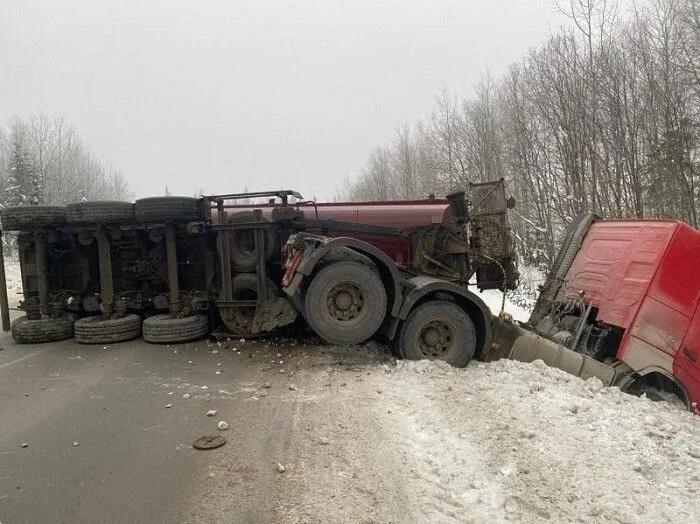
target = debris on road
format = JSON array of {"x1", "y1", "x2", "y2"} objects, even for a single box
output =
[
  {"x1": 206, "y1": 409, "x2": 217, "y2": 417},
  {"x1": 276, "y1": 462, "x2": 286, "y2": 473},
  {"x1": 165, "y1": 403, "x2": 173, "y2": 408},
  {"x1": 217, "y1": 421, "x2": 230, "y2": 431},
  {"x1": 182, "y1": 393, "x2": 190, "y2": 399},
  {"x1": 192, "y1": 436, "x2": 226, "y2": 450},
  {"x1": 288, "y1": 384, "x2": 297, "y2": 391},
  {"x1": 21, "y1": 442, "x2": 28, "y2": 448},
  {"x1": 72, "y1": 441, "x2": 80, "y2": 447}
]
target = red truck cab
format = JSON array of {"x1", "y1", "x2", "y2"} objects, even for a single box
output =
[{"x1": 531, "y1": 217, "x2": 700, "y2": 410}]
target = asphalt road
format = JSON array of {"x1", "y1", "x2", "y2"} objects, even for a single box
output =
[{"x1": 0, "y1": 330, "x2": 332, "y2": 524}]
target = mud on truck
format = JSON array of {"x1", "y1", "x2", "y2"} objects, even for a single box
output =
[{"x1": 0, "y1": 181, "x2": 517, "y2": 367}]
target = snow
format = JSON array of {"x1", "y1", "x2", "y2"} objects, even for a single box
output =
[
  {"x1": 470, "y1": 264, "x2": 544, "y2": 323},
  {"x1": 375, "y1": 358, "x2": 700, "y2": 522},
  {"x1": 271, "y1": 352, "x2": 700, "y2": 523},
  {"x1": 3, "y1": 253, "x2": 22, "y2": 309},
  {"x1": 166, "y1": 331, "x2": 700, "y2": 523},
  {"x1": 475, "y1": 287, "x2": 532, "y2": 322}
]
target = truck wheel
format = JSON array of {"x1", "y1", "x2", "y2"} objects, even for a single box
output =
[
  {"x1": 143, "y1": 314, "x2": 209, "y2": 343},
  {"x1": 228, "y1": 211, "x2": 278, "y2": 272},
  {"x1": 399, "y1": 300, "x2": 476, "y2": 367},
  {"x1": 304, "y1": 261, "x2": 387, "y2": 345},
  {"x1": 66, "y1": 201, "x2": 134, "y2": 224},
  {"x1": 134, "y1": 196, "x2": 204, "y2": 223},
  {"x1": 11, "y1": 315, "x2": 74, "y2": 344},
  {"x1": 1, "y1": 205, "x2": 66, "y2": 231},
  {"x1": 74, "y1": 314, "x2": 142, "y2": 344}
]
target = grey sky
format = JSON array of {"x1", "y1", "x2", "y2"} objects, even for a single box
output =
[{"x1": 1, "y1": 0, "x2": 565, "y2": 201}]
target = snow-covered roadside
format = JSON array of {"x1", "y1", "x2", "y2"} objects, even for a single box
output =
[
  {"x1": 274, "y1": 353, "x2": 700, "y2": 523},
  {"x1": 378, "y1": 359, "x2": 699, "y2": 523}
]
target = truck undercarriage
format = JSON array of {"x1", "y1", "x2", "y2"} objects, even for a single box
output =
[{"x1": 0, "y1": 180, "x2": 517, "y2": 368}]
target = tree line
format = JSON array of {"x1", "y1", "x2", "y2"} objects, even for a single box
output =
[
  {"x1": 0, "y1": 113, "x2": 131, "y2": 211},
  {"x1": 339, "y1": 0, "x2": 699, "y2": 274}
]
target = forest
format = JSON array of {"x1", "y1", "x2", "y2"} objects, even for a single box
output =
[
  {"x1": 0, "y1": 113, "x2": 131, "y2": 214},
  {"x1": 339, "y1": 0, "x2": 699, "y2": 275}
]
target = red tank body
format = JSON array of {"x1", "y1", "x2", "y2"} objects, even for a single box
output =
[{"x1": 223, "y1": 199, "x2": 452, "y2": 268}]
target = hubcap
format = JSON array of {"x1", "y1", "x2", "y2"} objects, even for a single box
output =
[
  {"x1": 326, "y1": 282, "x2": 364, "y2": 322},
  {"x1": 418, "y1": 320, "x2": 454, "y2": 358}
]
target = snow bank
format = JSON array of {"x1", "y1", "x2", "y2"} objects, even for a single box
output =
[{"x1": 377, "y1": 358, "x2": 700, "y2": 522}]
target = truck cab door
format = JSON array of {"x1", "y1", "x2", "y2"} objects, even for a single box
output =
[{"x1": 674, "y1": 300, "x2": 700, "y2": 412}]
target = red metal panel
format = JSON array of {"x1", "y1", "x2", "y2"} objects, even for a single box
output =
[
  {"x1": 224, "y1": 200, "x2": 452, "y2": 227},
  {"x1": 675, "y1": 301, "x2": 700, "y2": 410},
  {"x1": 628, "y1": 296, "x2": 691, "y2": 357},
  {"x1": 563, "y1": 221, "x2": 676, "y2": 329},
  {"x1": 647, "y1": 222, "x2": 700, "y2": 316}
]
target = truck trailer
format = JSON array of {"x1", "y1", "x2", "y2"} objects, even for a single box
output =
[{"x1": 0, "y1": 180, "x2": 517, "y2": 368}]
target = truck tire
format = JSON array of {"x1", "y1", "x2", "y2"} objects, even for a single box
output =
[
  {"x1": 74, "y1": 314, "x2": 142, "y2": 344},
  {"x1": 66, "y1": 201, "x2": 134, "y2": 224},
  {"x1": 134, "y1": 196, "x2": 204, "y2": 223},
  {"x1": 399, "y1": 300, "x2": 476, "y2": 367},
  {"x1": 304, "y1": 261, "x2": 387, "y2": 345},
  {"x1": 143, "y1": 314, "x2": 209, "y2": 343},
  {"x1": 223, "y1": 273, "x2": 278, "y2": 335},
  {"x1": 1, "y1": 205, "x2": 66, "y2": 231},
  {"x1": 228, "y1": 211, "x2": 278, "y2": 272},
  {"x1": 11, "y1": 315, "x2": 74, "y2": 344}
]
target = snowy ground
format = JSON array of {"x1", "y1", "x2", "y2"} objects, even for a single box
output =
[
  {"x1": 188, "y1": 343, "x2": 699, "y2": 523},
  {"x1": 2, "y1": 254, "x2": 698, "y2": 522}
]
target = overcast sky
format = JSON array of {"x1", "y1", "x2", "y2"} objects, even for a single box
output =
[{"x1": 1, "y1": 0, "x2": 566, "y2": 201}]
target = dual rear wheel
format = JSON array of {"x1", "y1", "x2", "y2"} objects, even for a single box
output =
[{"x1": 302, "y1": 261, "x2": 477, "y2": 366}]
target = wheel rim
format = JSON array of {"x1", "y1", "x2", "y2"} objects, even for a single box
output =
[
  {"x1": 418, "y1": 320, "x2": 455, "y2": 358},
  {"x1": 325, "y1": 281, "x2": 365, "y2": 324}
]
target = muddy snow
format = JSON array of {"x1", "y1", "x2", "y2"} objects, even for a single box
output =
[{"x1": 186, "y1": 344, "x2": 699, "y2": 524}]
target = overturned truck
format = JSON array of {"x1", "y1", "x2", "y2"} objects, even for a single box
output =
[
  {"x1": 0, "y1": 181, "x2": 517, "y2": 366},
  {"x1": 491, "y1": 214, "x2": 700, "y2": 413}
]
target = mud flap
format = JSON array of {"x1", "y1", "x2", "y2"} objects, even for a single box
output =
[{"x1": 508, "y1": 329, "x2": 618, "y2": 386}]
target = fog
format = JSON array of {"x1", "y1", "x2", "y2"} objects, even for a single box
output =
[{"x1": 1, "y1": 0, "x2": 565, "y2": 201}]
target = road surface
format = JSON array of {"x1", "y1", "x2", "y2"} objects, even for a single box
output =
[{"x1": 1, "y1": 331, "x2": 698, "y2": 524}]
